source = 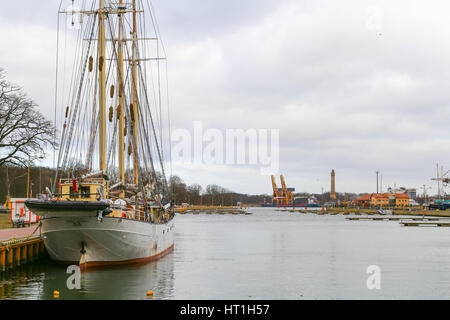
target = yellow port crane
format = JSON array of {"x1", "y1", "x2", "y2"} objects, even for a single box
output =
[
  {"x1": 280, "y1": 174, "x2": 294, "y2": 206},
  {"x1": 280, "y1": 174, "x2": 287, "y2": 206},
  {"x1": 271, "y1": 175, "x2": 281, "y2": 207},
  {"x1": 266, "y1": 174, "x2": 295, "y2": 207}
]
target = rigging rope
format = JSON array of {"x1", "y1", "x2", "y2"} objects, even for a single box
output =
[{"x1": 51, "y1": 0, "x2": 173, "y2": 203}]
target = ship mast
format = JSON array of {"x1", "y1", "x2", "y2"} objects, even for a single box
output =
[
  {"x1": 117, "y1": 0, "x2": 125, "y2": 198},
  {"x1": 131, "y1": 0, "x2": 140, "y2": 185},
  {"x1": 54, "y1": 1, "x2": 172, "y2": 207},
  {"x1": 98, "y1": 0, "x2": 107, "y2": 172}
]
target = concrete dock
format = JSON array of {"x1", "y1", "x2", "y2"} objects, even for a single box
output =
[
  {"x1": 0, "y1": 224, "x2": 45, "y2": 272},
  {"x1": 0, "y1": 226, "x2": 36, "y2": 242}
]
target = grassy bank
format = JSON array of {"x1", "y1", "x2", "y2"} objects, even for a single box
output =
[{"x1": 0, "y1": 213, "x2": 11, "y2": 229}]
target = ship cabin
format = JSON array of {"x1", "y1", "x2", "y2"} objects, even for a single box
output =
[
  {"x1": 59, "y1": 178, "x2": 106, "y2": 202},
  {"x1": 59, "y1": 178, "x2": 168, "y2": 222}
]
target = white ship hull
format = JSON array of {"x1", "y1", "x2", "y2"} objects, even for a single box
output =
[{"x1": 41, "y1": 216, "x2": 174, "y2": 267}]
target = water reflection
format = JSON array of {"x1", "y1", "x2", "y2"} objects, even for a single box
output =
[
  {"x1": 4, "y1": 208, "x2": 450, "y2": 299},
  {"x1": 0, "y1": 261, "x2": 47, "y2": 300},
  {"x1": 0, "y1": 252, "x2": 175, "y2": 300}
]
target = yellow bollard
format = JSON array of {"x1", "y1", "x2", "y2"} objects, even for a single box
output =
[{"x1": 53, "y1": 290, "x2": 60, "y2": 299}]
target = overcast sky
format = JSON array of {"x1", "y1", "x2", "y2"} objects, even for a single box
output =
[{"x1": 1, "y1": 0, "x2": 450, "y2": 196}]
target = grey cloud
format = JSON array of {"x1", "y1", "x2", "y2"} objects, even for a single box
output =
[{"x1": 1, "y1": 0, "x2": 450, "y2": 195}]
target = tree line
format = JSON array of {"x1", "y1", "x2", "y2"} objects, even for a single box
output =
[
  {"x1": 1, "y1": 164, "x2": 404, "y2": 207},
  {"x1": 169, "y1": 175, "x2": 270, "y2": 206},
  {"x1": 0, "y1": 166, "x2": 266, "y2": 206}
]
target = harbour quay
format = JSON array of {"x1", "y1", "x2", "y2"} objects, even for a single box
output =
[{"x1": 0, "y1": 227, "x2": 46, "y2": 273}]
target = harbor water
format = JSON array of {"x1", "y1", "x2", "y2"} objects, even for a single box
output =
[{"x1": 2, "y1": 207, "x2": 450, "y2": 300}]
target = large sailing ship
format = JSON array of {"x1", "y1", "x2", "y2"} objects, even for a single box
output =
[{"x1": 26, "y1": 0, "x2": 175, "y2": 267}]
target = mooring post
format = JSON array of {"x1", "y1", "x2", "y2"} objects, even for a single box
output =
[
  {"x1": 0, "y1": 250, "x2": 5, "y2": 272},
  {"x1": 15, "y1": 247, "x2": 20, "y2": 267},
  {"x1": 7, "y1": 248, "x2": 13, "y2": 269},
  {"x1": 39, "y1": 241, "x2": 45, "y2": 257},
  {"x1": 28, "y1": 244, "x2": 33, "y2": 262},
  {"x1": 21, "y1": 245, "x2": 27, "y2": 265},
  {"x1": 33, "y1": 243, "x2": 39, "y2": 259}
]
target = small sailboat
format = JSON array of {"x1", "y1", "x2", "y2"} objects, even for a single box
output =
[{"x1": 26, "y1": 0, "x2": 175, "y2": 267}]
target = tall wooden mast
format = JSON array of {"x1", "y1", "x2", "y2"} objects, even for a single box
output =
[
  {"x1": 117, "y1": 0, "x2": 125, "y2": 198},
  {"x1": 98, "y1": 0, "x2": 107, "y2": 171},
  {"x1": 131, "y1": 0, "x2": 139, "y2": 185}
]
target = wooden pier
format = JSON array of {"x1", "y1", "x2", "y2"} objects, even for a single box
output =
[
  {"x1": 176, "y1": 206, "x2": 250, "y2": 215},
  {"x1": 0, "y1": 236, "x2": 45, "y2": 272},
  {"x1": 344, "y1": 215, "x2": 450, "y2": 227},
  {"x1": 400, "y1": 221, "x2": 450, "y2": 227},
  {"x1": 346, "y1": 217, "x2": 440, "y2": 221}
]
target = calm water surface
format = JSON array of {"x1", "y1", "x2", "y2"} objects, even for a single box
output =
[{"x1": 2, "y1": 208, "x2": 450, "y2": 300}]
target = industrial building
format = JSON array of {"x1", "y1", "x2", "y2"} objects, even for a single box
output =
[
  {"x1": 261, "y1": 174, "x2": 295, "y2": 207},
  {"x1": 262, "y1": 175, "x2": 319, "y2": 207},
  {"x1": 387, "y1": 187, "x2": 417, "y2": 200}
]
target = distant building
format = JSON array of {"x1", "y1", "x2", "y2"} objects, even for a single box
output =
[
  {"x1": 370, "y1": 193, "x2": 410, "y2": 207},
  {"x1": 387, "y1": 187, "x2": 405, "y2": 194},
  {"x1": 387, "y1": 187, "x2": 417, "y2": 199},
  {"x1": 355, "y1": 194, "x2": 371, "y2": 207},
  {"x1": 371, "y1": 193, "x2": 389, "y2": 207},
  {"x1": 395, "y1": 193, "x2": 410, "y2": 207},
  {"x1": 405, "y1": 188, "x2": 417, "y2": 199}
]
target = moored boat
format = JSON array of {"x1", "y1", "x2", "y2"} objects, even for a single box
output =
[{"x1": 26, "y1": 0, "x2": 175, "y2": 268}]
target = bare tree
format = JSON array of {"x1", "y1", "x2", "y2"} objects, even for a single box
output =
[
  {"x1": 0, "y1": 69, "x2": 56, "y2": 167},
  {"x1": 187, "y1": 184, "x2": 202, "y2": 205},
  {"x1": 169, "y1": 175, "x2": 187, "y2": 204}
]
